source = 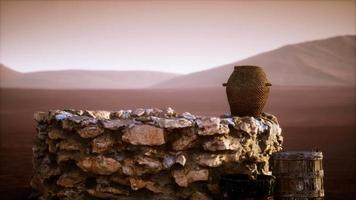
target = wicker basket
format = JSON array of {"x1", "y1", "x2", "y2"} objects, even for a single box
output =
[{"x1": 271, "y1": 151, "x2": 324, "y2": 200}]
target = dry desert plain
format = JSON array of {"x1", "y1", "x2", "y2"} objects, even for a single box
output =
[{"x1": 0, "y1": 86, "x2": 355, "y2": 200}]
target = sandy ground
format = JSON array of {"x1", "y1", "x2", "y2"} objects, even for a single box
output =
[{"x1": 0, "y1": 86, "x2": 355, "y2": 199}]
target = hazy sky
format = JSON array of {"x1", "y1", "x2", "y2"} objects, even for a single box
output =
[{"x1": 1, "y1": 0, "x2": 355, "y2": 74}]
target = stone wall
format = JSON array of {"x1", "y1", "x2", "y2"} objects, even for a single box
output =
[{"x1": 30, "y1": 107, "x2": 283, "y2": 200}]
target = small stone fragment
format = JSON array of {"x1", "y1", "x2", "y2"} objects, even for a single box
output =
[
  {"x1": 152, "y1": 117, "x2": 193, "y2": 129},
  {"x1": 57, "y1": 189, "x2": 85, "y2": 200},
  {"x1": 175, "y1": 154, "x2": 187, "y2": 166},
  {"x1": 76, "y1": 156, "x2": 121, "y2": 175},
  {"x1": 54, "y1": 111, "x2": 73, "y2": 121},
  {"x1": 34, "y1": 112, "x2": 49, "y2": 123},
  {"x1": 36, "y1": 124, "x2": 48, "y2": 140},
  {"x1": 207, "y1": 184, "x2": 220, "y2": 195},
  {"x1": 132, "y1": 108, "x2": 146, "y2": 117},
  {"x1": 196, "y1": 117, "x2": 229, "y2": 136},
  {"x1": 136, "y1": 156, "x2": 162, "y2": 171},
  {"x1": 48, "y1": 128, "x2": 66, "y2": 140},
  {"x1": 202, "y1": 136, "x2": 241, "y2": 151},
  {"x1": 77, "y1": 126, "x2": 104, "y2": 138},
  {"x1": 220, "y1": 118, "x2": 235, "y2": 126},
  {"x1": 57, "y1": 151, "x2": 80, "y2": 163},
  {"x1": 190, "y1": 192, "x2": 212, "y2": 200},
  {"x1": 110, "y1": 176, "x2": 130, "y2": 186},
  {"x1": 129, "y1": 177, "x2": 146, "y2": 190},
  {"x1": 92, "y1": 134, "x2": 114, "y2": 153},
  {"x1": 181, "y1": 112, "x2": 196, "y2": 120},
  {"x1": 129, "y1": 178, "x2": 163, "y2": 193},
  {"x1": 234, "y1": 117, "x2": 259, "y2": 136},
  {"x1": 56, "y1": 170, "x2": 86, "y2": 188},
  {"x1": 172, "y1": 168, "x2": 209, "y2": 187},
  {"x1": 61, "y1": 120, "x2": 75, "y2": 130},
  {"x1": 101, "y1": 119, "x2": 132, "y2": 130},
  {"x1": 145, "y1": 108, "x2": 163, "y2": 116},
  {"x1": 122, "y1": 125, "x2": 165, "y2": 146},
  {"x1": 120, "y1": 110, "x2": 132, "y2": 119},
  {"x1": 163, "y1": 155, "x2": 176, "y2": 169},
  {"x1": 165, "y1": 107, "x2": 176, "y2": 117},
  {"x1": 57, "y1": 139, "x2": 84, "y2": 151},
  {"x1": 121, "y1": 159, "x2": 151, "y2": 176},
  {"x1": 172, "y1": 129, "x2": 198, "y2": 151},
  {"x1": 87, "y1": 185, "x2": 128, "y2": 198},
  {"x1": 46, "y1": 138, "x2": 57, "y2": 153},
  {"x1": 194, "y1": 154, "x2": 227, "y2": 167},
  {"x1": 37, "y1": 160, "x2": 61, "y2": 179},
  {"x1": 86, "y1": 110, "x2": 111, "y2": 120}
]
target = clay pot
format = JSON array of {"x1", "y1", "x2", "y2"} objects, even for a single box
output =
[{"x1": 223, "y1": 66, "x2": 271, "y2": 117}]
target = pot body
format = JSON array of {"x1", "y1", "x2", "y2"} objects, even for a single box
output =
[{"x1": 224, "y1": 66, "x2": 271, "y2": 117}]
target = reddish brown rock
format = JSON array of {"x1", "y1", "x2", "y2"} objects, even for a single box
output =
[
  {"x1": 190, "y1": 192, "x2": 212, "y2": 200},
  {"x1": 48, "y1": 128, "x2": 66, "y2": 140},
  {"x1": 172, "y1": 129, "x2": 198, "y2": 151},
  {"x1": 46, "y1": 138, "x2": 57, "y2": 153},
  {"x1": 76, "y1": 156, "x2": 121, "y2": 175},
  {"x1": 122, "y1": 125, "x2": 165, "y2": 146},
  {"x1": 172, "y1": 168, "x2": 209, "y2": 187},
  {"x1": 87, "y1": 185, "x2": 128, "y2": 198},
  {"x1": 77, "y1": 126, "x2": 104, "y2": 138},
  {"x1": 110, "y1": 176, "x2": 131, "y2": 186},
  {"x1": 92, "y1": 134, "x2": 114, "y2": 153},
  {"x1": 57, "y1": 151, "x2": 80, "y2": 163},
  {"x1": 128, "y1": 177, "x2": 163, "y2": 193},
  {"x1": 57, "y1": 139, "x2": 85, "y2": 151},
  {"x1": 56, "y1": 170, "x2": 86, "y2": 188},
  {"x1": 56, "y1": 189, "x2": 86, "y2": 200},
  {"x1": 136, "y1": 156, "x2": 163, "y2": 171}
]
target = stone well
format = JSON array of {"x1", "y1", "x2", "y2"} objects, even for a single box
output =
[{"x1": 30, "y1": 107, "x2": 283, "y2": 200}]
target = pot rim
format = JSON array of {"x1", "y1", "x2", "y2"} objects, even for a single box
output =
[{"x1": 234, "y1": 65, "x2": 261, "y2": 70}]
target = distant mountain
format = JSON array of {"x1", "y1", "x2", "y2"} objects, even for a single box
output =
[
  {"x1": 153, "y1": 35, "x2": 356, "y2": 88},
  {"x1": 1, "y1": 35, "x2": 355, "y2": 89},
  {"x1": 0, "y1": 64, "x2": 179, "y2": 89}
]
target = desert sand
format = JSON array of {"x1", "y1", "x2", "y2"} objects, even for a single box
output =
[{"x1": 0, "y1": 86, "x2": 355, "y2": 199}]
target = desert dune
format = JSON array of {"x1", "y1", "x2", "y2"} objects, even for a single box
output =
[
  {"x1": 0, "y1": 64, "x2": 179, "y2": 89},
  {"x1": 153, "y1": 35, "x2": 356, "y2": 88}
]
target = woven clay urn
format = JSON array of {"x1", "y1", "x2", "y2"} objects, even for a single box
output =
[{"x1": 223, "y1": 65, "x2": 272, "y2": 117}]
